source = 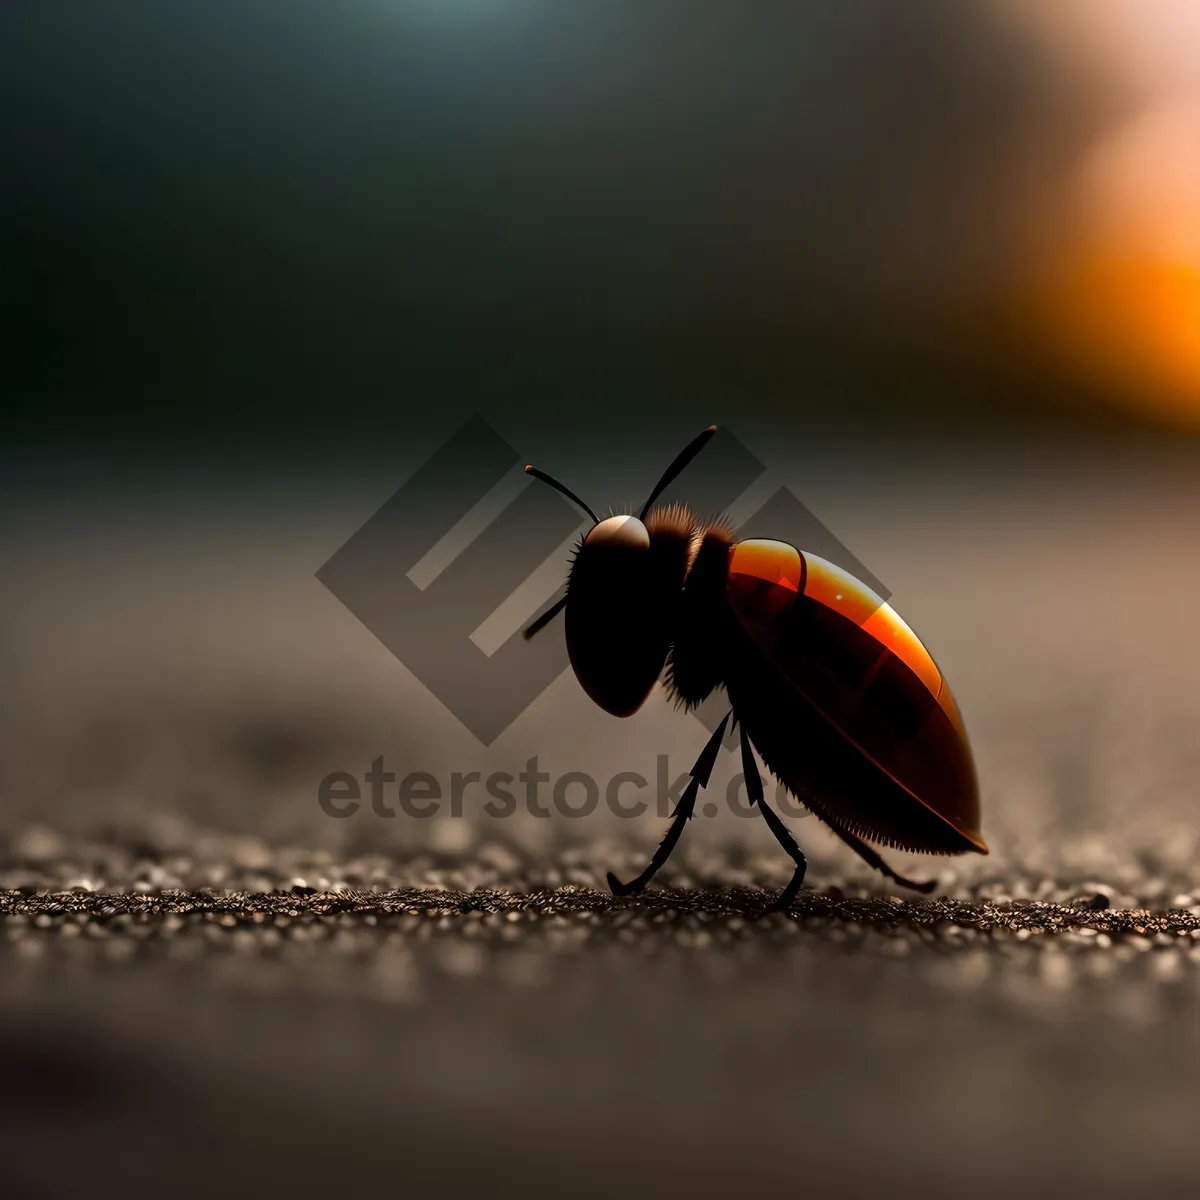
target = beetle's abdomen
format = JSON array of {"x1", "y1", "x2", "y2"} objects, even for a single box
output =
[{"x1": 727, "y1": 541, "x2": 985, "y2": 854}]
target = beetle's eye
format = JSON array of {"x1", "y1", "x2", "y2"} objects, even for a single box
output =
[{"x1": 584, "y1": 514, "x2": 651, "y2": 550}]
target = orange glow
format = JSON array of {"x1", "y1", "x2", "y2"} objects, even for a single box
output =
[
  {"x1": 1022, "y1": 90, "x2": 1200, "y2": 424},
  {"x1": 991, "y1": 1, "x2": 1200, "y2": 425},
  {"x1": 1034, "y1": 255, "x2": 1200, "y2": 421}
]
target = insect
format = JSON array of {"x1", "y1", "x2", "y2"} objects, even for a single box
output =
[{"x1": 523, "y1": 426, "x2": 986, "y2": 909}]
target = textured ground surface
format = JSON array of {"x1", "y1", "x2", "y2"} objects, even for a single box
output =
[{"x1": 3, "y1": 442, "x2": 1200, "y2": 1198}]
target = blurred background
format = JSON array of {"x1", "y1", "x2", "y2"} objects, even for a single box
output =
[
  {"x1": 3, "y1": 3, "x2": 1200, "y2": 1198},
  {"x1": 6, "y1": 0, "x2": 1200, "y2": 442}
]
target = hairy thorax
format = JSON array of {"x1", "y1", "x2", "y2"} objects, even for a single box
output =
[{"x1": 652, "y1": 511, "x2": 735, "y2": 711}]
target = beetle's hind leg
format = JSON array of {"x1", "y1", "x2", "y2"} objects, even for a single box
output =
[
  {"x1": 739, "y1": 723, "x2": 808, "y2": 912},
  {"x1": 607, "y1": 711, "x2": 732, "y2": 898},
  {"x1": 826, "y1": 823, "x2": 937, "y2": 894}
]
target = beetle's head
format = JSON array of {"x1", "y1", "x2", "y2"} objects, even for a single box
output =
[
  {"x1": 521, "y1": 426, "x2": 718, "y2": 715},
  {"x1": 563, "y1": 515, "x2": 663, "y2": 716}
]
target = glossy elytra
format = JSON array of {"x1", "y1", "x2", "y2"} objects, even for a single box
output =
[{"x1": 523, "y1": 427, "x2": 986, "y2": 909}]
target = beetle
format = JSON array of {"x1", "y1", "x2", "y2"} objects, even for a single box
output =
[{"x1": 523, "y1": 426, "x2": 987, "y2": 909}]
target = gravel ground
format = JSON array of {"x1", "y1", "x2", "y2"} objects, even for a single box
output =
[{"x1": 3, "y1": 445, "x2": 1200, "y2": 1199}]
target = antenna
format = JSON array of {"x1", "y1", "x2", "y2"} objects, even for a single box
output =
[
  {"x1": 524, "y1": 465, "x2": 600, "y2": 525},
  {"x1": 522, "y1": 594, "x2": 568, "y2": 641},
  {"x1": 639, "y1": 426, "x2": 717, "y2": 519}
]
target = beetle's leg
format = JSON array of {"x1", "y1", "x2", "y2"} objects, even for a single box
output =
[
  {"x1": 739, "y1": 724, "x2": 807, "y2": 911},
  {"x1": 607, "y1": 711, "x2": 731, "y2": 897},
  {"x1": 826, "y1": 823, "x2": 936, "y2": 894},
  {"x1": 605, "y1": 777, "x2": 701, "y2": 897}
]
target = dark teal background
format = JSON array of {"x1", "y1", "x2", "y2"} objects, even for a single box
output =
[{"x1": 2, "y1": 1, "x2": 1149, "y2": 451}]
